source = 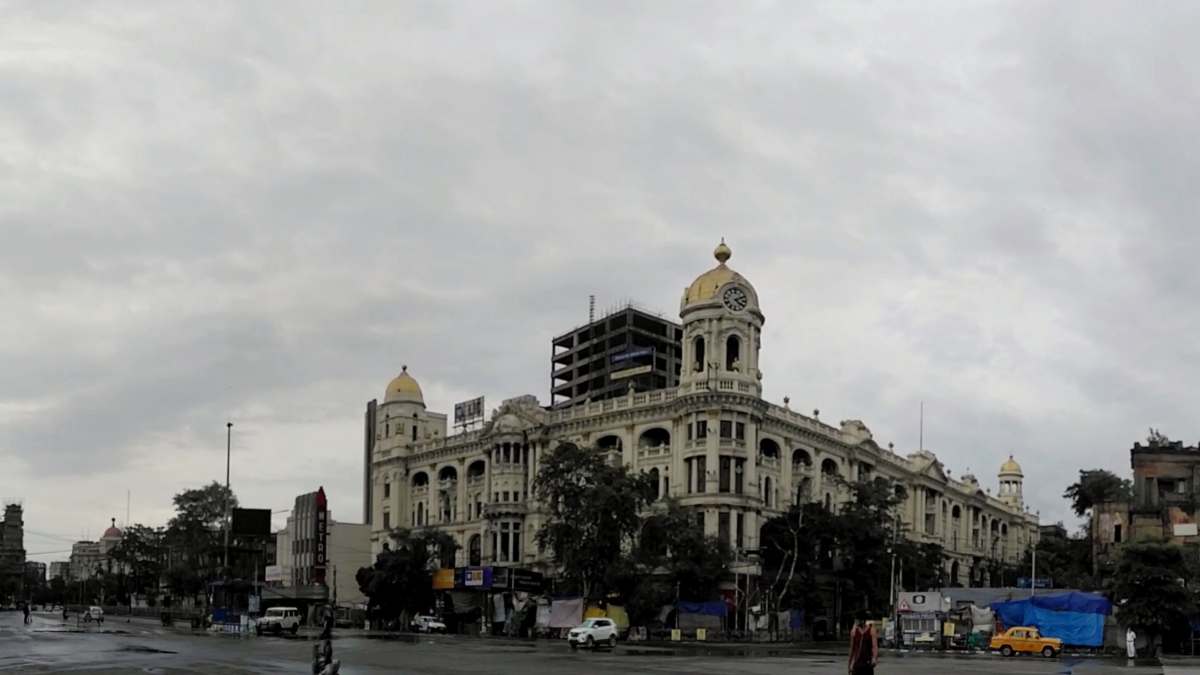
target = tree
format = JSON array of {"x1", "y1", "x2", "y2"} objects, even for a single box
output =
[
  {"x1": 1147, "y1": 428, "x2": 1171, "y2": 446},
  {"x1": 356, "y1": 528, "x2": 457, "y2": 628},
  {"x1": 619, "y1": 500, "x2": 731, "y2": 624},
  {"x1": 1019, "y1": 529, "x2": 1097, "y2": 590},
  {"x1": 1063, "y1": 469, "x2": 1132, "y2": 518},
  {"x1": 110, "y1": 524, "x2": 166, "y2": 604},
  {"x1": 163, "y1": 482, "x2": 238, "y2": 599},
  {"x1": 533, "y1": 442, "x2": 655, "y2": 599},
  {"x1": 759, "y1": 477, "x2": 914, "y2": 629},
  {"x1": 1109, "y1": 542, "x2": 1196, "y2": 655}
]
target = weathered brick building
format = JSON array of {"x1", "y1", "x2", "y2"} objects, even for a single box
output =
[{"x1": 1091, "y1": 440, "x2": 1200, "y2": 574}]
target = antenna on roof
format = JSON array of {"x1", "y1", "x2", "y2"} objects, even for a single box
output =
[
  {"x1": 589, "y1": 295, "x2": 595, "y2": 323},
  {"x1": 919, "y1": 401, "x2": 924, "y2": 451}
]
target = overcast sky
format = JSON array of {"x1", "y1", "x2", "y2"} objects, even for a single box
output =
[{"x1": 4, "y1": 2, "x2": 1197, "y2": 564}]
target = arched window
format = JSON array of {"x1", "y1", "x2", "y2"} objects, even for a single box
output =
[
  {"x1": 468, "y1": 534, "x2": 482, "y2": 566},
  {"x1": 792, "y1": 449, "x2": 812, "y2": 470},
  {"x1": 416, "y1": 502, "x2": 424, "y2": 526},
  {"x1": 760, "y1": 438, "x2": 780, "y2": 460},
  {"x1": 951, "y1": 505, "x2": 962, "y2": 519},
  {"x1": 639, "y1": 428, "x2": 671, "y2": 449},
  {"x1": 467, "y1": 460, "x2": 486, "y2": 480},
  {"x1": 693, "y1": 336, "x2": 705, "y2": 372},
  {"x1": 648, "y1": 468, "x2": 661, "y2": 500},
  {"x1": 597, "y1": 435, "x2": 622, "y2": 452},
  {"x1": 725, "y1": 334, "x2": 741, "y2": 371},
  {"x1": 412, "y1": 472, "x2": 429, "y2": 487},
  {"x1": 821, "y1": 458, "x2": 840, "y2": 478},
  {"x1": 764, "y1": 476, "x2": 773, "y2": 507},
  {"x1": 439, "y1": 466, "x2": 458, "y2": 482}
]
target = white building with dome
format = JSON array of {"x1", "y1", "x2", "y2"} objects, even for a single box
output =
[{"x1": 364, "y1": 241, "x2": 1039, "y2": 586}]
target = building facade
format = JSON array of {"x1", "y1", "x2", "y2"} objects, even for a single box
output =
[
  {"x1": 270, "y1": 489, "x2": 371, "y2": 607},
  {"x1": 49, "y1": 561, "x2": 69, "y2": 581},
  {"x1": 1091, "y1": 439, "x2": 1200, "y2": 574},
  {"x1": 0, "y1": 504, "x2": 25, "y2": 596},
  {"x1": 551, "y1": 305, "x2": 683, "y2": 409},
  {"x1": 366, "y1": 242, "x2": 1040, "y2": 585}
]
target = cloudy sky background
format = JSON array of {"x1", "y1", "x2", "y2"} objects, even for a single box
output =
[{"x1": 3, "y1": 2, "x2": 1197, "y2": 564}]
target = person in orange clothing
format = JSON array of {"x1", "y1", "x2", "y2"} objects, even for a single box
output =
[{"x1": 848, "y1": 611, "x2": 879, "y2": 675}]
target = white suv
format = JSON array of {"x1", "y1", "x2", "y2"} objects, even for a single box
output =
[
  {"x1": 256, "y1": 607, "x2": 301, "y2": 635},
  {"x1": 83, "y1": 606, "x2": 104, "y2": 624},
  {"x1": 567, "y1": 618, "x2": 618, "y2": 650}
]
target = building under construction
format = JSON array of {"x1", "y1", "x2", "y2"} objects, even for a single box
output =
[{"x1": 551, "y1": 305, "x2": 683, "y2": 409}]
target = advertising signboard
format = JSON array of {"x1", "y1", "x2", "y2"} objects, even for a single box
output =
[
  {"x1": 897, "y1": 592, "x2": 943, "y2": 613},
  {"x1": 454, "y1": 396, "x2": 485, "y2": 426},
  {"x1": 611, "y1": 348, "x2": 654, "y2": 364},
  {"x1": 432, "y1": 568, "x2": 455, "y2": 590},
  {"x1": 1016, "y1": 577, "x2": 1053, "y2": 589},
  {"x1": 510, "y1": 568, "x2": 544, "y2": 593},
  {"x1": 611, "y1": 365, "x2": 653, "y2": 380},
  {"x1": 461, "y1": 566, "x2": 493, "y2": 589},
  {"x1": 314, "y1": 487, "x2": 329, "y2": 585},
  {"x1": 231, "y1": 508, "x2": 272, "y2": 537}
]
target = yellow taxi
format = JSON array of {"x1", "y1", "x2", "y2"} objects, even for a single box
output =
[{"x1": 989, "y1": 626, "x2": 1062, "y2": 657}]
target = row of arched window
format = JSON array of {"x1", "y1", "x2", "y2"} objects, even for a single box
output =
[{"x1": 691, "y1": 334, "x2": 743, "y2": 372}]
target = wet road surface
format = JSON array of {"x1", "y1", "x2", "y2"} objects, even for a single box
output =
[{"x1": 0, "y1": 611, "x2": 1168, "y2": 673}]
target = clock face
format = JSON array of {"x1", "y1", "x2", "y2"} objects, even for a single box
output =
[{"x1": 722, "y1": 286, "x2": 748, "y2": 311}]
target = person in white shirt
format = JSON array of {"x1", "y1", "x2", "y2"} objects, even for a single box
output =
[{"x1": 1126, "y1": 627, "x2": 1137, "y2": 659}]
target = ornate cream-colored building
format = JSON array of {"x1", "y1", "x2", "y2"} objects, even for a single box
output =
[{"x1": 366, "y1": 242, "x2": 1039, "y2": 585}]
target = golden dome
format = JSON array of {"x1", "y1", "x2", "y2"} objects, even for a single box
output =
[
  {"x1": 999, "y1": 455, "x2": 1023, "y2": 476},
  {"x1": 384, "y1": 365, "x2": 424, "y2": 405},
  {"x1": 682, "y1": 239, "x2": 756, "y2": 307}
]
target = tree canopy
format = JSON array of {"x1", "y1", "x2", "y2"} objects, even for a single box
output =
[
  {"x1": 356, "y1": 528, "x2": 457, "y2": 623},
  {"x1": 1063, "y1": 469, "x2": 1132, "y2": 517},
  {"x1": 533, "y1": 442, "x2": 655, "y2": 599},
  {"x1": 1109, "y1": 542, "x2": 1196, "y2": 654}
]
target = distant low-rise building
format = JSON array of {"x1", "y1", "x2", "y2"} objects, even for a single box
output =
[
  {"x1": 69, "y1": 541, "x2": 103, "y2": 581},
  {"x1": 1090, "y1": 439, "x2": 1200, "y2": 576},
  {"x1": 49, "y1": 561, "x2": 69, "y2": 581},
  {"x1": 24, "y1": 561, "x2": 46, "y2": 590},
  {"x1": 268, "y1": 488, "x2": 371, "y2": 608}
]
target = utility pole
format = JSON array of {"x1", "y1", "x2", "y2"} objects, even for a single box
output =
[{"x1": 223, "y1": 421, "x2": 233, "y2": 574}]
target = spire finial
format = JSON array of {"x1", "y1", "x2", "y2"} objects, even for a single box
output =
[
  {"x1": 714, "y1": 238, "x2": 731, "y2": 264},
  {"x1": 402, "y1": 365, "x2": 408, "y2": 373}
]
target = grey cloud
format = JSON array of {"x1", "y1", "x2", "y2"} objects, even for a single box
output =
[{"x1": 4, "y1": 2, "x2": 1200, "y2": 545}]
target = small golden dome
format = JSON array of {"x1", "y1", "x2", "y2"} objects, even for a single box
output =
[
  {"x1": 682, "y1": 238, "x2": 756, "y2": 307},
  {"x1": 384, "y1": 365, "x2": 424, "y2": 405},
  {"x1": 714, "y1": 238, "x2": 731, "y2": 264},
  {"x1": 999, "y1": 455, "x2": 1023, "y2": 476}
]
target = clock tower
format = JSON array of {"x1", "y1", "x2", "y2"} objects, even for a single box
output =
[{"x1": 678, "y1": 239, "x2": 764, "y2": 395}]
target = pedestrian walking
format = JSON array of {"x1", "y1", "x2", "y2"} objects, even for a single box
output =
[
  {"x1": 22, "y1": 602, "x2": 31, "y2": 625},
  {"x1": 1126, "y1": 627, "x2": 1137, "y2": 659},
  {"x1": 848, "y1": 611, "x2": 879, "y2": 675}
]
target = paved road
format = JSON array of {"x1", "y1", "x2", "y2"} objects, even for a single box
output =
[{"x1": 0, "y1": 611, "x2": 1169, "y2": 674}]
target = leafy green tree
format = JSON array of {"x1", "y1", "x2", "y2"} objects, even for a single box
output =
[
  {"x1": 615, "y1": 500, "x2": 732, "y2": 625},
  {"x1": 760, "y1": 477, "x2": 914, "y2": 625},
  {"x1": 356, "y1": 528, "x2": 457, "y2": 628},
  {"x1": 1063, "y1": 469, "x2": 1132, "y2": 518},
  {"x1": 163, "y1": 482, "x2": 238, "y2": 599},
  {"x1": 533, "y1": 442, "x2": 655, "y2": 599},
  {"x1": 1018, "y1": 528, "x2": 1097, "y2": 590},
  {"x1": 1109, "y1": 542, "x2": 1196, "y2": 655},
  {"x1": 110, "y1": 524, "x2": 166, "y2": 604}
]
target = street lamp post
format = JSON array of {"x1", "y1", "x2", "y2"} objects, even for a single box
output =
[{"x1": 223, "y1": 421, "x2": 233, "y2": 574}]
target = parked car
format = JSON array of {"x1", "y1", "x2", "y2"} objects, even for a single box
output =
[
  {"x1": 82, "y1": 606, "x2": 104, "y2": 624},
  {"x1": 990, "y1": 626, "x2": 1062, "y2": 657},
  {"x1": 256, "y1": 606, "x2": 301, "y2": 635},
  {"x1": 410, "y1": 615, "x2": 447, "y2": 633},
  {"x1": 567, "y1": 618, "x2": 618, "y2": 650}
]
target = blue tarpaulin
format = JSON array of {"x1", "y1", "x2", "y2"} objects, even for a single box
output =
[
  {"x1": 991, "y1": 592, "x2": 1111, "y2": 647},
  {"x1": 677, "y1": 601, "x2": 727, "y2": 617}
]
